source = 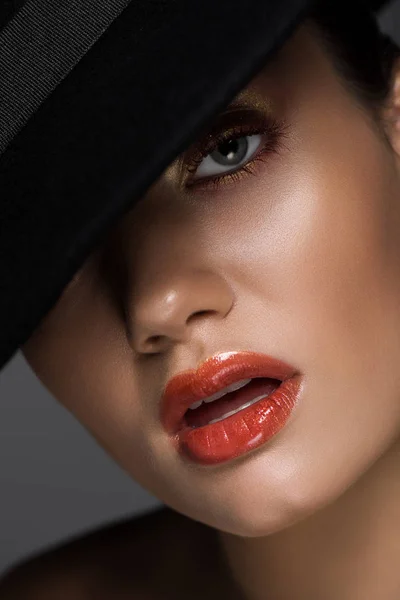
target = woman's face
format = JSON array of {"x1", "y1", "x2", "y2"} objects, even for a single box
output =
[{"x1": 21, "y1": 21, "x2": 400, "y2": 536}]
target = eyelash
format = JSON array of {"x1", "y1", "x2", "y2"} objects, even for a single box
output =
[{"x1": 184, "y1": 116, "x2": 289, "y2": 191}]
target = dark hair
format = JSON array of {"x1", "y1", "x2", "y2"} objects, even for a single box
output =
[{"x1": 307, "y1": 0, "x2": 400, "y2": 117}]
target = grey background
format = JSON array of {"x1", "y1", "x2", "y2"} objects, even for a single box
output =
[{"x1": 0, "y1": 3, "x2": 399, "y2": 577}]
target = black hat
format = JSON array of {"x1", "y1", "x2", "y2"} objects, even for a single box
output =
[{"x1": 0, "y1": 0, "x2": 393, "y2": 372}]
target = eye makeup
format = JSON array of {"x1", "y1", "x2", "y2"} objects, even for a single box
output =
[
  {"x1": 184, "y1": 109, "x2": 289, "y2": 191},
  {"x1": 177, "y1": 92, "x2": 290, "y2": 193}
]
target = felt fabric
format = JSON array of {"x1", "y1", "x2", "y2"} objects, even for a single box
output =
[
  {"x1": 0, "y1": 0, "x2": 392, "y2": 372},
  {"x1": 0, "y1": 0, "x2": 132, "y2": 154}
]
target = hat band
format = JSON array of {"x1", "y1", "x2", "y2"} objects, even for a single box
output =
[{"x1": 0, "y1": 0, "x2": 131, "y2": 155}]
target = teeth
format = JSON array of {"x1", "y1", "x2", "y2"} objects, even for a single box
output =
[
  {"x1": 188, "y1": 379, "x2": 251, "y2": 410},
  {"x1": 188, "y1": 400, "x2": 203, "y2": 410},
  {"x1": 208, "y1": 393, "x2": 268, "y2": 425},
  {"x1": 204, "y1": 378, "x2": 252, "y2": 403}
]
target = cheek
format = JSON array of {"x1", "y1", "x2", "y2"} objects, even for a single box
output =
[
  {"x1": 283, "y1": 127, "x2": 400, "y2": 385},
  {"x1": 22, "y1": 286, "x2": 156, "y2": 482},
  {"x1": 254, "y1": 127, "x2": 400, "y2": 520}
]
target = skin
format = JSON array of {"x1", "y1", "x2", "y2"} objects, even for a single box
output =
[{"x1": 19, "y1": 19, "x2": 400, "y2": 599}]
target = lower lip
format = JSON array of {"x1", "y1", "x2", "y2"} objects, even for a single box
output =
[{"x1": 176, "y1": 375, "x2": 303, "y2": 465}]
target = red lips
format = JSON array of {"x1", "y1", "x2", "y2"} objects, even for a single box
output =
[
  {"x1": 160, "y1": 352, "x2": 302, "y2": 465},
  {"x1": 160, "y1": 350, "x2": 297, "y2": 434}
]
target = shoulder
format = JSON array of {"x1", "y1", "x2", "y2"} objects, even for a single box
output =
[
  {"x1": 0, "y1": 506, "x2": 180, "y2": 598},
  {"x1": 0, "y1": 506, "x2": 230, "y2": 599}
]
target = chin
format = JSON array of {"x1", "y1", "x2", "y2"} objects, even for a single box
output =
[{"x1": 179, "y1": 449, "x2": 373, "y2": 539}]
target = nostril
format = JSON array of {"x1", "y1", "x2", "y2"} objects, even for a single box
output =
[
  {"x1": 144, "y1": 311, "x2": 215, "y2": 348},
  {"x1": 189, "y1": 309, "x2": 217, "y2": 323}
]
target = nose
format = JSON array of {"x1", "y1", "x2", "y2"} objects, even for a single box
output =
[{"x1": 128, "y1": 269, "x2": 234, "y2": 354}]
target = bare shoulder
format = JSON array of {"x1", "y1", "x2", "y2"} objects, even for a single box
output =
[{"x1": 0, "y1": 506, "x2": 239, "y2": 599}]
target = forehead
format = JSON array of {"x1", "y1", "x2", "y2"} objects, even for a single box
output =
[{"x1": 242, "y1": 20, "x2": 331, "y2": 95}]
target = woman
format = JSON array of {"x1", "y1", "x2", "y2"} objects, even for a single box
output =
[{"x1": 1, "y1": 0, "x2": 400, "y2": 597}]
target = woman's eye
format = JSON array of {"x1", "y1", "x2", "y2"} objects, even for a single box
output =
[{"x1": 192, "y1": 134, "x2": 263, "y2": 181}]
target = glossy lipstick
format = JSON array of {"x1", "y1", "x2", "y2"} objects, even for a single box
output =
[{"x1": 160, "y1": 351, "x2": 303, "y2": 465}]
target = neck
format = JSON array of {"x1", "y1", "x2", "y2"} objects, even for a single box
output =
[{"x1": 217, "y1": 438, "x2": 400, "y2": 600}]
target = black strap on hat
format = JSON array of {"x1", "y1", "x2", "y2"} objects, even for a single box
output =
[{"x1": 0, "y1": 0, "x2": 131, "y2": 155}]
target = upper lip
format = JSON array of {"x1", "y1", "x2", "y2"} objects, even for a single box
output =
[{"x1": 160, "y1": 350, "x2": 299, "y2": 434}]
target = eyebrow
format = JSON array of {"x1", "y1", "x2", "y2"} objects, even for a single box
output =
[
  {"x1": 210, "y1": 85, "x2": 275, "y2": 121},
  {"x1": 182, "y1": 87, "x2": 274, "y2": 150},
  {"x1": 227, "y1": 87, "x2": 271, "y2": 111}
]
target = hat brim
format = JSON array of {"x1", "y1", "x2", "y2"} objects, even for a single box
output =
[{"x1": 0, "y1": 0, "x2": 393, "y2": 370}]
